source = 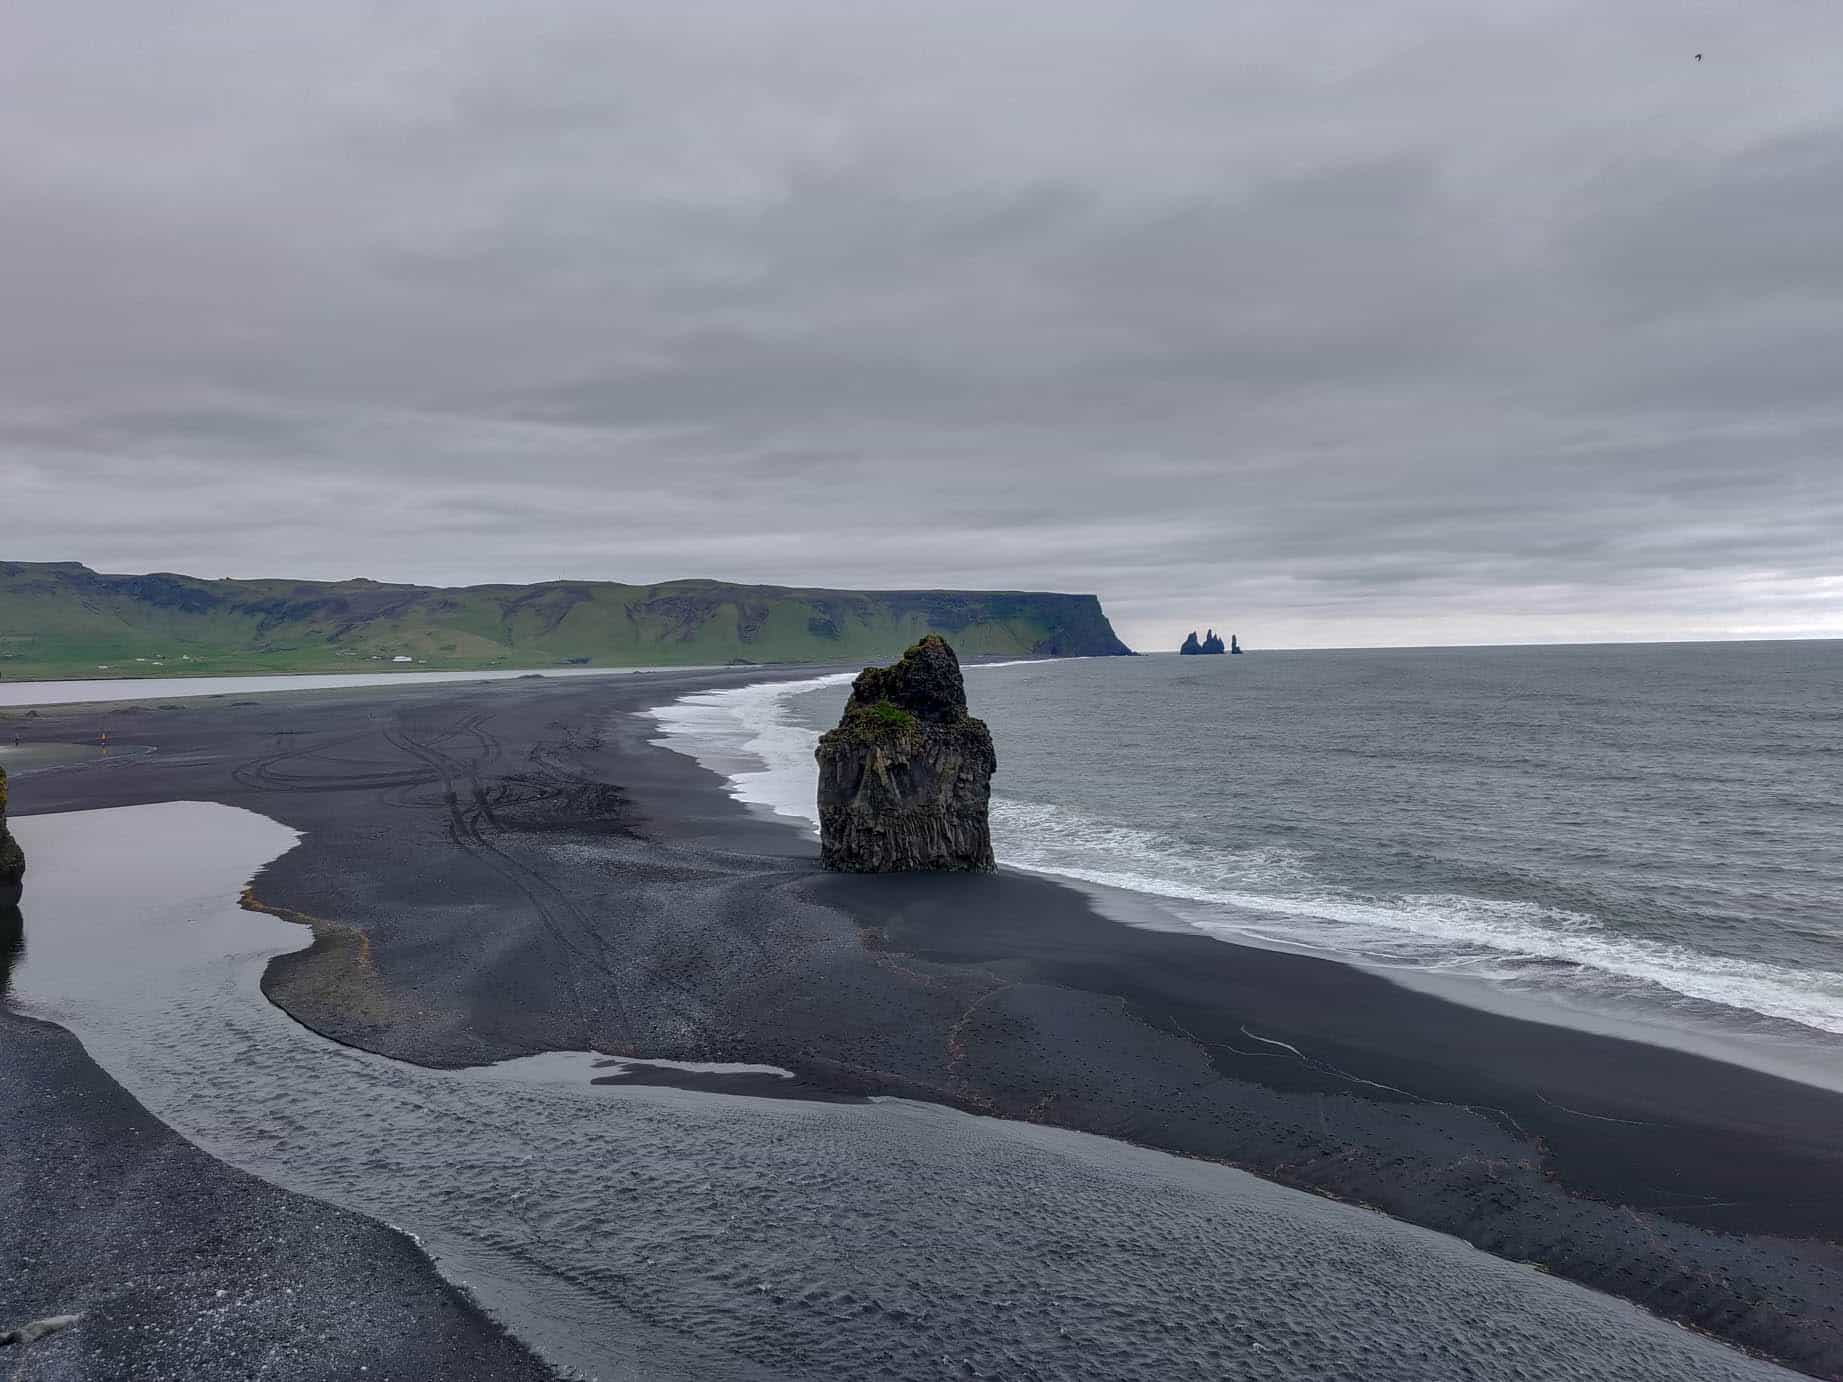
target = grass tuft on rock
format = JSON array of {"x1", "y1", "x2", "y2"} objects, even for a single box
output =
[{"x1": 868, "y1": 699, "x2": 915, "y2": 729}]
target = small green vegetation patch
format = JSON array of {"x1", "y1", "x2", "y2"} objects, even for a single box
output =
[{"x1": 868, "y1": 699, "x2": 915, "y2": 728}]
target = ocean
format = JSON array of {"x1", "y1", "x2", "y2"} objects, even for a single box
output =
[{"x1": 651, "y1": 640, "x2": 1843, "y2": 1076}]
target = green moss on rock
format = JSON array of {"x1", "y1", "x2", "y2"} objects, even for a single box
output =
[{"x1": 870, "y1": 699, "x2": 914, "y2": 727}]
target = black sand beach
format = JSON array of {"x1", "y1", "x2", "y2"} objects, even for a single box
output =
[
  {"x1": 6, "y1": 667, "x2": 1843, "y2": 1378},
  {"x1": 0, "y1": 962, "x2": 555, "y2": 1380}
]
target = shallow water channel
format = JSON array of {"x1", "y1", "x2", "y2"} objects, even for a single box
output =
[{"x1": 5, "y1": 803, "x2": 1797, "y2": 1381}]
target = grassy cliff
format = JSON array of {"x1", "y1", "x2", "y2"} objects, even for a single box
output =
[{"x1": 0, "y1": 562, "x2": 1131, "y2": 680}]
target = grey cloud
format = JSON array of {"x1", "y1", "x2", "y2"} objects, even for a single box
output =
[
  {"x1": 1567, "y1": 130, "x2": 1843, "y2": 324},
  {"x1": 2, "y1": 0, "x2": 1841, "y2": 649}
]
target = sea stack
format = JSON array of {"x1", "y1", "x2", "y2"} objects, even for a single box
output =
[
  {"x1": 0, "y1": 764, "x2": 24, "y2": 902},
  {"x1": 815, "y1": 634, "x2": 996, "y2": 872}
]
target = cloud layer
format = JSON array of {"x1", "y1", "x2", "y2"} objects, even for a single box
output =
[{"x1": 5, "y1": 1, "x2": 1841, "y2": 648}]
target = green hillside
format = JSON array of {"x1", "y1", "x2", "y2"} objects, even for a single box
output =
[{"x1": 0, "y1": 562, "x2": 1132, "y2": 681}]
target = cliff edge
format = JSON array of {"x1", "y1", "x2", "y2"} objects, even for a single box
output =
[
  {"x1": 0, "y1": 561, "x2": 1133, "y2": 679},
  {"x1": 815, "y1": 635, "x2": 996, "y2": 873}
]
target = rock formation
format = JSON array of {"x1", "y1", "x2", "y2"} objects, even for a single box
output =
[
  {"x1": 815, "y1": 634, "x2": 996, "y2": 872},
  {"x1": 0, "y1": 900, "x2": 21, "y2": 993},
  {"x1": 1180, "y1": 629, "x2": 1227, "y2": 655},
  {"x1": 0, "y1": 764, "x2": 23, "y2": 902}
]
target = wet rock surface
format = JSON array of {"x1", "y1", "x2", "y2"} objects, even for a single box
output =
[{"x1": 815, "y1": 636, "x2": 996, "y2": 872}]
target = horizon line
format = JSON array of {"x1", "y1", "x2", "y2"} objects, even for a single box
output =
[{"x1": 1144, "y1": 634, "x2": 1843, "y2": 654}]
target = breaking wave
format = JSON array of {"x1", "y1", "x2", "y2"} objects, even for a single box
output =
[{"x1": 648, "y1": 673, "x2": 1843, "y2": 1041}]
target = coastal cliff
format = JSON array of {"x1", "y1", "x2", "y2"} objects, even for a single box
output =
[
  {"x1": 815, "y1": 635, "x2": 996, "y2": 872},
  {"x1": 0, "y1": 764, "x2": 23, "y2": 901},
  {"x1": 0, "y1": 561, "x2": 1132, "y2": 679}
]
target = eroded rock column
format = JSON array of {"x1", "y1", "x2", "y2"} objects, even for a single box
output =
[{"x1": 815, "y1": 635, "x2": 996, "y2": 872}]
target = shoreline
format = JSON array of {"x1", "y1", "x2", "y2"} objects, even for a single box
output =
[
  {"x1": 0, "y1": 661, "x2": 735, "y2": 710},
  {"x1": 0, "y1": 1003, "x2": 558, "y2": 1381},
  {"x1": 1051, "y1": 866, "x2": 1843, "y2": 1096},
  {"x1": 6, "y1": 666, "x2": 1843, "y2": 1376},
  {"x1": 0, "y1": 651, "x2": 1045, "y2": 709},
  {"x1": 651, "y1": 664, "x2": 1843, "y2": 1096}
]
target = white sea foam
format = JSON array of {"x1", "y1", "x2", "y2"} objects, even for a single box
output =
[
  {"x1": 648, "y1": 672, "x2": 852, "y2": 828},
  {"x1": 647, "y1": 672, "x2": 1843, "y2": 1040}
]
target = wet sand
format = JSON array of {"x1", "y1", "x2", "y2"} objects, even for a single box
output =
[
  {"x1": 7, "y1": 667, "x2": 1843, "y2": 1377},
  {"x1": 0, "y1": 962, "x2": 554, "y2": 1381}
]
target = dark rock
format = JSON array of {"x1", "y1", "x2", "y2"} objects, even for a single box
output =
[
  {"x1": 0, "y1": 765, "x2": 23, "y2": 902},
  {"x1": 1179, "y1": 629, "x2": 1227, "y2": 655},
  {"x1": 0, "y1": 903, "x2": 20, "y2": 994},
  {"x1": 815, "y1": 635, "x2": 996, "y2": 872}
]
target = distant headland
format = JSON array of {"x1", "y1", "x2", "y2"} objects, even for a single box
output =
[
  {"x1": 1179, "y1": 629, "x2": 1241, "y2": 655},
  {"x1": 0, "y1": 561, "x2": 1134, "y2": 681}
]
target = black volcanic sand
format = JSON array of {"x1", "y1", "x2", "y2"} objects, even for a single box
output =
[
  {"x1": 9, "y1": 668, "x2": 1843, "y2": 1378},
  {"x1": 0, "y1": 965, "x2": 554, "y2": 1380}
]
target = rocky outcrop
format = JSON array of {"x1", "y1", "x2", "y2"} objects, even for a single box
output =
[
  {"x1": 815, "y1": 635, "x2": 996, "y2": 872},
  {"x1": 0, "y1": 764, "x2": 23, "y2": 901},
  {"x1": 0, "y1": 900, "x2": 21, "y2": 991},
  {"x1": 1180, "y1": 629, "x2": 1226, "y2": 655}
]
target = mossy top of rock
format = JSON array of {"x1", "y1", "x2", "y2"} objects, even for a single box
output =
[
  {"x1": 825, "y1": 697, "x2": 922, "y2": 749},
  {"x1": 842, "y1": 634, "x2": 970, "y2": 726}
]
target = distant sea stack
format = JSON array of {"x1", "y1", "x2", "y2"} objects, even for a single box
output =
[
  {"x1": 0, "y1": 764, "x2": 24, "y2": 902},
  {"x1": 815, "y1": 635, "x2": 996, "y2": 873},
  {"x1": 1180, "y1": 629, "x2": 1228, "y2": 655}
]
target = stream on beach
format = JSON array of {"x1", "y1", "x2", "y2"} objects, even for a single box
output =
[{"x1": 3, "y1": 801, "x2": 1799, "y2": 1381}]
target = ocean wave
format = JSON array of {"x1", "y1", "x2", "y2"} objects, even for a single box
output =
[
  {"x1": 647, "y1": 672, "x2": 851, "y2": 829},
  {"x1": 647, "y1": 673, "x2": 1843, "y2": 1039}
]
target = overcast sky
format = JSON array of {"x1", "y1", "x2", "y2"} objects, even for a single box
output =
[{"x1": 4, "y1": 2, "x2": 1841, "y2": 649}]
